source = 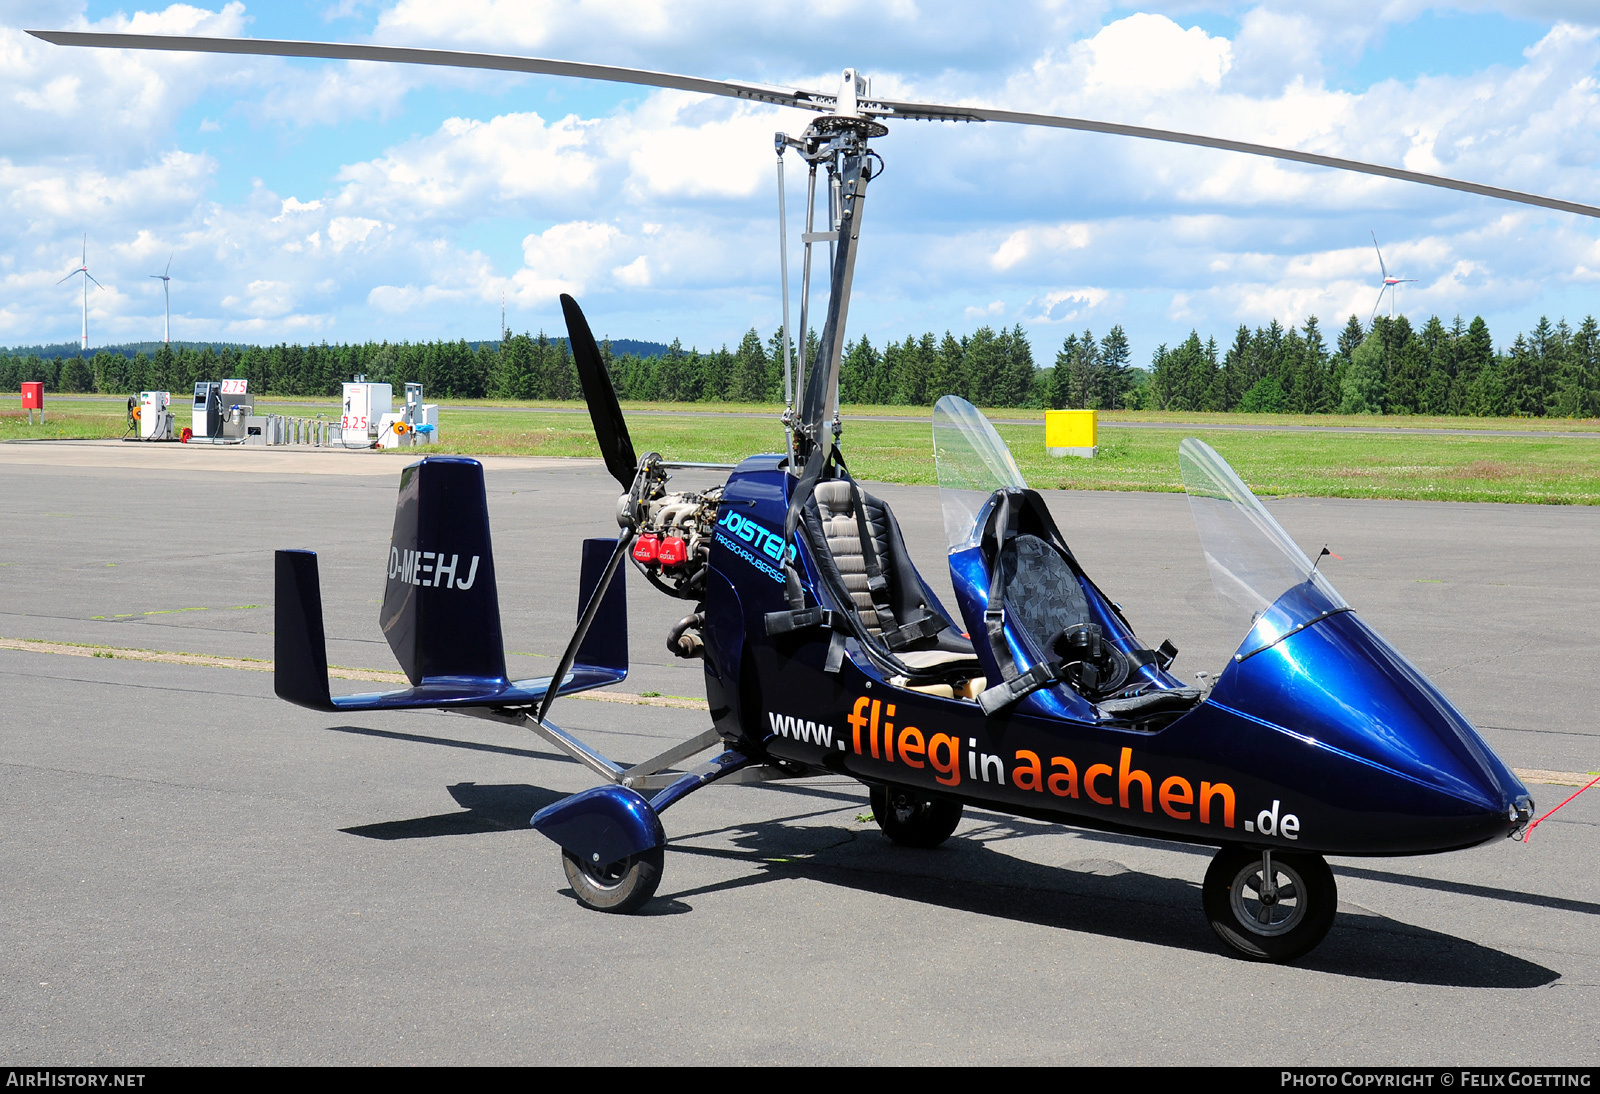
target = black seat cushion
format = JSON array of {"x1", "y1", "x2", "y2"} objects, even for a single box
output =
[{"x1": 1001, "y1": 534, "x2": 1092, "y2": 653}]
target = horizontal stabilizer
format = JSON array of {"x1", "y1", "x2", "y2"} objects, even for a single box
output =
[{"x1": 273, "y1": 533, "x2": 630, "y2": 715}]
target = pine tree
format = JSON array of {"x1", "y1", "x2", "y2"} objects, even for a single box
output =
[
  {"x1": 1099, "y1": 325, "x2": 1131, "y2": 410},
  {"x1": 930, "y1": 332, "x2": 965, "y2": 403},
  {"x1": 1339, "y1": 334, "x2": 1385, "y2": 414}
]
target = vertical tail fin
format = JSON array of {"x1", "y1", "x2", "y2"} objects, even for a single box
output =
[
  {"x1": 380, "y1": 457, "x2": 508, "y2": 686},
  {"x1": 275, "y1": 549, "x2": 335, "y2": 711}
]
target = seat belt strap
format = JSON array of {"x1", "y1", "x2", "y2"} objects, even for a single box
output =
[
  {"x1": 879, "y1": 612, "x2": 946, "y2": 651},
  {"x1": 984, "y1": 490, "x2": 1022, "y2": 682},
  {"x1": 978, "y1": 660, "x2": 1060, "y2": 716}
]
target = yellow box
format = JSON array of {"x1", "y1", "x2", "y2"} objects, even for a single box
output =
[{"x1": 1045, "y1": 409, "x2": 1097, "y2": 457}]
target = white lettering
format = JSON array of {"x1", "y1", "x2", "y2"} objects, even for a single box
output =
[
  {"x1": 980, "y1": 752, "x2": 1005, "y2": 783},
  {"x1": 1257, "y1": 799, "x2": 1282, "y2": 837},
  {"x1": 434, "y1": 553, "x2": 458, "y2": 588},
  {"x1": 454, "y1": 555, "x2": 481, "y2": 591}
]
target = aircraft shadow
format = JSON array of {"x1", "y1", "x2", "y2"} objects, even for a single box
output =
[
  {"x1": 664, "y1": 817, "x2": 1559, "y2": 989},
  {"x1": 342, "y1": 782, "x2": 564, "y2": 840}
]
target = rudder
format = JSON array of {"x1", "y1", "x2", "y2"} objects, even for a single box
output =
[{"x1": 380, "y1": 457, "x2": 508, "y2": 686}]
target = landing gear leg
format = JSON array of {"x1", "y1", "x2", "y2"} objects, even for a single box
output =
[{"x1": 1203, "y1": 845, "x2": 1337, "y2": 962}]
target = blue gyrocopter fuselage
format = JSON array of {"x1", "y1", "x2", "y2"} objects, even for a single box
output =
[{"x1": 274, "y1": 309, "x2": 1533, "y2": 964}]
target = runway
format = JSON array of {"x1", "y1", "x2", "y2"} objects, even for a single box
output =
[{"x1": 1, "y1": 440, "x2": 1595, "y2": 1064}]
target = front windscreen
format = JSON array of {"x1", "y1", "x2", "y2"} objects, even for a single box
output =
[
  {"x1": 1179, "y1": 438, "x2": 1347, "y2": 657},
  {"x1": 933, "y1": 395, "x2": 1027, "y2": 551}
]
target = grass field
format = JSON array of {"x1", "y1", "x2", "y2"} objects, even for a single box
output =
[{"x1": 9, "y1": 398, "x2": 1600, "y2": 503}]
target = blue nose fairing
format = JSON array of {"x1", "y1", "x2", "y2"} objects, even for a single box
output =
[{"x1": 1207, "y1": 583, "x2": 1530, "y2": 853}]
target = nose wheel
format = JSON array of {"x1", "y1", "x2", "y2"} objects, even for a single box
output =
[
  {"x1": 562, "y1": 846, "x2": 664, "y2": 913},
  {"x1": 869, "y1": 785, "x2": 963, "y2": 848},
  {"x1": 1203, "y1": 846, "x2": 1337, "y2": 962}
]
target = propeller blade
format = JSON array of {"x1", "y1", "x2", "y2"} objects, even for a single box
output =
[
  {"x1": 1371, "y1": 231, "x2": 1388, "y2": 279},
  {"x1": 560, "y1": 293, "x2": 638, "y2": 490},
  {"x1": 30, "y1": 29, "x2": 1600, "y2": 219}
]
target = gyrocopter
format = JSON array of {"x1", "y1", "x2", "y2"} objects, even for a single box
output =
[{"x1": 37, "y1": 26, "x2": 1579, "y2": 962}]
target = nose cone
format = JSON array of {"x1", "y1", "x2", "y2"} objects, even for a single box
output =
[{"x1": 1211, "y1": 610, "x2": 1531, "y2": 849}]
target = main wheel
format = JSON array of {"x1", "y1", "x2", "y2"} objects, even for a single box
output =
[
  {"x1": 870, "y1": 785, "x2": 963, "y2": 848},
  {"x1": 1203, "y1": 846, "x2": 1337, "y2": 962},
  {"x1": 561, "y1": 846, "x2": 664, "y2": 914}
]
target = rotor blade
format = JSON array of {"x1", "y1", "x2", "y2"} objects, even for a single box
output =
[
  {"x1": 1371, "y1": 286, "x2": 1388, "y2": 321},
  {"x1": 560, "y1": 293, "x2": 638, "y2": 491},
  {"x1": 86, "y1": 272, "x2": 104, "y2": 290},
  {"x1": 165, "y1": 253, "x2": 173, "y2": 277},
  {"x1": 56, "y1": 269, "x2": 80, "y2": 285},
  {"x1": 1371, "y1": 230, "x2": 1388, "y2": 279},
  {"x1": 34, "y1": 29, "x2": 1600, "y2": 220},
  {"x1": 26, "y1": 30, "x2": 832, "y2": 112},
  {"x1": 867, "y1": 96, "x2": 1600, "y2": 220}
]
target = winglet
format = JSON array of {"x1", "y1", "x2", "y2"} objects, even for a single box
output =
[
  {"x1": 574, "y1": 537, "x2": 628, "y2": 678},
  {"x1": 275, "y1": 548, "x2": 335, "y2": 711}
]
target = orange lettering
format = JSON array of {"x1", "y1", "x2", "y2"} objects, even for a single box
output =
[
  {"x1": 1012, "y1": 750, "x2": 1043, "y2": 793},
  {"x1": 898, "y1": 726, "x2": 925, "y2": 768},
  {"x1": 1200, "y1": 781, "x2": 1235, "y2": 827},
  {"x1": 1118, "y1": 747, "x2": 1153, "y2": 812},
  {"x1": 848, "y1": 697, "x2": 871, "y2": 755},
  {"x1": 928, "y1": 733, "x2": 961, "y2": 787},
  {"x1": 1159, "y1": 776, "x2": 1193, "y2": 821},
  {"x1": 869, "y1": 699, "x2": 881, "y2": 760},
  {"x1": 1047, "y1": 756, "x2": 1079, "y2": 798},
  {"x1": 1086, "y1": 763, "x2": 1114, "y2": 806},
  {"x1": 884, "y1": 704, "x2": 896, "y2": 763}
]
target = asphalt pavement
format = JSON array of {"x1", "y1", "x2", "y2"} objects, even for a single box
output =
[{"x1": 0, "y1": 440, "x2": 1595, "y2": 1065}]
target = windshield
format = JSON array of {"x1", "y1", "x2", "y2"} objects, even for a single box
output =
[
  {"x1": 1179, "y1": 438, "x2": 1347, "y2": 658},
  {"x1": 933, "y1": 395, "x2": 1027, "y2": 551}
]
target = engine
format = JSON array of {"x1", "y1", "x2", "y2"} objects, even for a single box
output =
[{"x1": 621, "y1": 482, "x2": 723, "y2": 602}]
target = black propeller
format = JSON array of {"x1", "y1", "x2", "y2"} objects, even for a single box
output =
[{"x1": 560, "y1": 293, "x2": 639, "y2": 490}]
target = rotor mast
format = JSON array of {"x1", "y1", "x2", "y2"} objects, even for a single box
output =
[{"x1": 776, "y1": 69, "x2": 886, "y2": 474}]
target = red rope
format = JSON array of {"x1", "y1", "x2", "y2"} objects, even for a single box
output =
[{"x1": 1521, "y1": 773, "x2": 1600, "y2": 843}]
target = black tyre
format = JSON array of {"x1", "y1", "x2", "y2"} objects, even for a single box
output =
[
  {"x1": 869, "y1": 785, "x2": 963, "y2": 848},
  {"x1": 561, "y1": 846, "x2": 664, "y2": 914},
  {"x1": 1203, "y1": 846, "x2": 1337, "y2": 962}
]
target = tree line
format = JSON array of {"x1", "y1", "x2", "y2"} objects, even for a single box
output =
[{"x1": 4, "y1": 312, "x2": 1599, "y2": 417}]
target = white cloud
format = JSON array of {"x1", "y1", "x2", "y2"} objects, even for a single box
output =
[
  {"x1": 612, "y1": 255, "x2": 651, "y2": 286},
  {"x1": 1075, "y1": 13, "x2": 1233, "y2": 96},
  {"x1": 327, "y1": 216, "x2": 388, "y2": 251},
  {"x1": 1029, "y1": 287, "x2": 1110, "y2": 323},
  {"x1": 991, "y1": 223, "x2": 1091, "y2": 271},
  {"x1": 335, "y1": 111, "x2": 600, "y2": 216}
]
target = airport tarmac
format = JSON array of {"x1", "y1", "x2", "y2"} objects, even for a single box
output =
[{"x1": 1, "y1": 439, "x2": 1596, "y2": 1065}]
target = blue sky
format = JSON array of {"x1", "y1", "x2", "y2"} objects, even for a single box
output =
[{"x1": 5, "y1": 1, "x2": 1600, "y2": 367}]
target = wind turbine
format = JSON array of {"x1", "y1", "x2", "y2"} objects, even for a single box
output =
[
  {"x1": 150, "y1": 254, "x2": 172, "y2": 343},
  {"x1": 1370, "y1": 231, "x2": 1417, "y2": 321},
  {"x1": 56, "y1": 234, "x2": 103, "y2": 352}
]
